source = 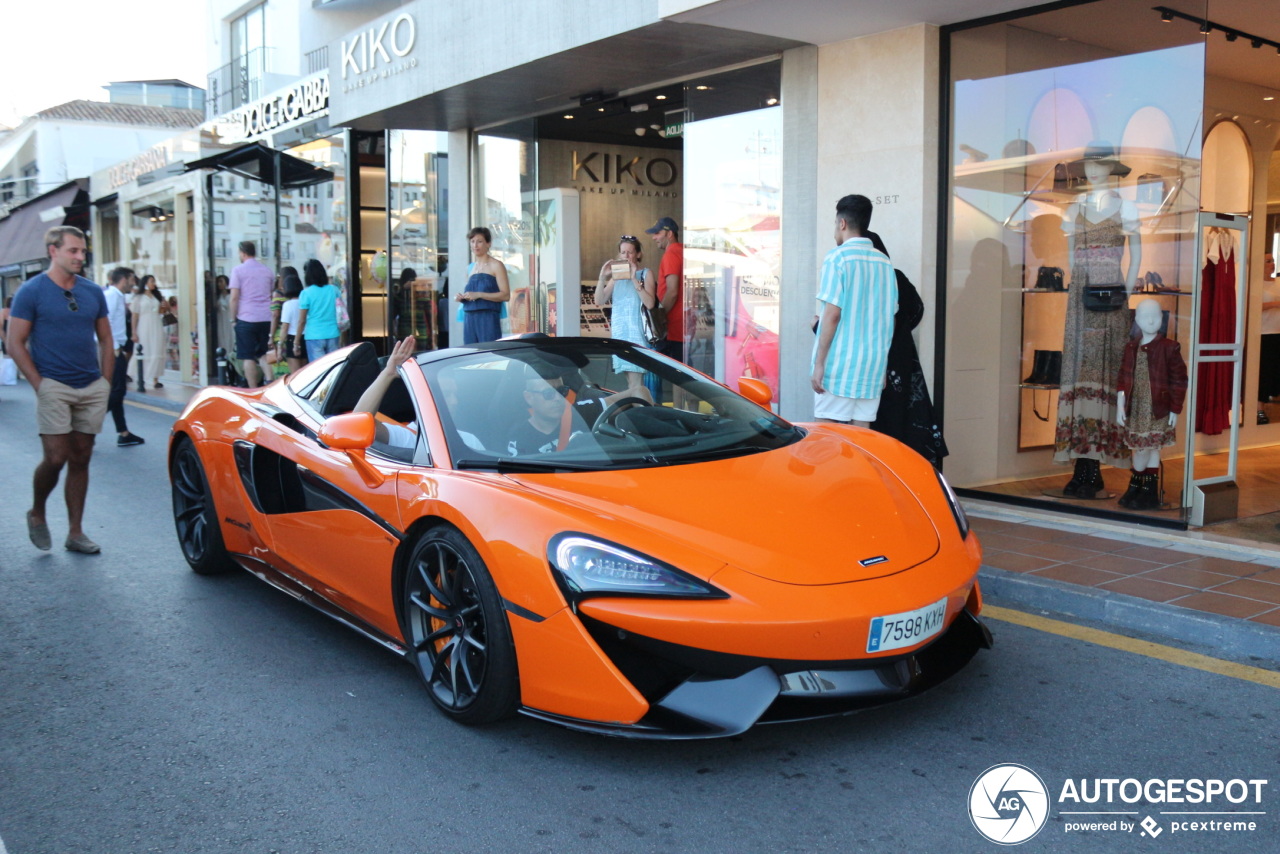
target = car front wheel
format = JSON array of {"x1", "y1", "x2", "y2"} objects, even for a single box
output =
[{"x1": 402, "y1": 527, "x2": 518, "y2": 725}]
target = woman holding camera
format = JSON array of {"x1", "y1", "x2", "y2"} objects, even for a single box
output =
[{"x1": 594, "y1": 235, "x2": 656, "y2": 401}]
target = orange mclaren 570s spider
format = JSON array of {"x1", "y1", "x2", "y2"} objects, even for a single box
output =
[{"x1": 169, "y1": 336, "x2": 990, "y2": 738}]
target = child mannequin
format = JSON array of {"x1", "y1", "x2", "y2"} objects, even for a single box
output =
[{"x1": 1115, "y1": 298, "x2": 1187, "y2": 509}]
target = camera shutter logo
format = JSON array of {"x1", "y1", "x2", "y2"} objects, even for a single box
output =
[{"x1": 968, "y1": 763, "x2": 1050, "y2": 845}]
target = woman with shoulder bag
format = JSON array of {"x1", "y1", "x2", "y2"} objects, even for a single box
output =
[{"x1": 594, "y1": 235, "x2": 657, "y2": 402}]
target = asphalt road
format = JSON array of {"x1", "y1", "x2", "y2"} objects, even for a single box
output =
[{"x1": 0, "y1": 387, "x2": 1276, "y2": 853}]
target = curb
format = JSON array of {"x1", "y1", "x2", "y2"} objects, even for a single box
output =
[{"x1": 979, "y1": 566, "x2": 1280, "y2": 666}]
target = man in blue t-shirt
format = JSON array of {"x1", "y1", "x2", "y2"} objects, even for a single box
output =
[{"x1": 6, "y1": 226, "x2": 114, "y2": 554}]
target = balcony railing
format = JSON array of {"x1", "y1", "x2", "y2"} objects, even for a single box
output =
[
  {"x1": 206, "y1": 47, "x2": 274, "y2": 119},
  {"x1": 304, "y1": 45, "x2": 328, "y2": 76}
]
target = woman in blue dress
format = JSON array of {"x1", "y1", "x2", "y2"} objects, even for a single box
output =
[
  {"x1": 454, "y1": 227, "x2": 510, "y2": 344},
  {"x1": 594, "y1": 235, "x2": 656, "y2": 401}
]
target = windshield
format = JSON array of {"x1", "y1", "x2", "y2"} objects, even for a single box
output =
[{"x1": 421, "y1": 340, "x2": 802, "y2": 471}]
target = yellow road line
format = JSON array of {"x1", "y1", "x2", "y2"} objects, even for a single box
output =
[
  {"x1": 983, "y1": 605, "x2": 1280, "y2": 689},
  {"x1": 125, "y1": 400, "x2": 182, "y2": 417}
]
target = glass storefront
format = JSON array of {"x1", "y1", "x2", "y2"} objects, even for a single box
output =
[
  {"x1": 684, "y1": 62, "x2": 783, "y2": 402},
  {"x1": 945, "y1": 3, "x2": 1206, "y2": 522},
  {"x1": 944, "y1": 0, "x2": 1280, "y2": 530},
  {"x1": 388, "y1": 129, "x2": 449, "y2": 349},
  {"x1": 464, "y1": 62, "x2": 781, "y2": 402},
  {"x1": 206, "y1": 130, "x2": 346, "y2": 361}
]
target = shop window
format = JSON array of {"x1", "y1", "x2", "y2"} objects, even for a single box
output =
[
  {"x1": 683, "y1": 61, "x2": 782, "y2": 403},
  {"x1": 945, "y1": 1, "x2": 1205, "y2": 521}
]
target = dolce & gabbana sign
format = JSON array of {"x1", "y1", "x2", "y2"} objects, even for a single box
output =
[
  {"x1": 108, "y1": 144, "x2": 171, "y2": 190},
  {"x1": 340, "y1": 11, "x2": 417, "y2": 93},
  {"x1": 218, "y1": 73, "x2": 330, "y2": 144}
]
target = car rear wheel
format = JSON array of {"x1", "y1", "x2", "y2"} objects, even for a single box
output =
[
  {"x1": 170, "y1": 439, "x2": 235, "y2": 575},
  {"x1": 402, "y1": 527, "x2": 518, "y2": 725}
]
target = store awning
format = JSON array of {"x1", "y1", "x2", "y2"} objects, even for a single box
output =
[
  {"x1": 0, "y1": 181, "x2": 87, "y2": 267},
  {"x1": 184, "y1": 142, "x2": 333, "y2": 188}
]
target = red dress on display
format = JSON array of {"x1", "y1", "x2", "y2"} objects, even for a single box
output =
[{"x1": 1195, "y1": 230, "x2": 1237, "y2": 435}]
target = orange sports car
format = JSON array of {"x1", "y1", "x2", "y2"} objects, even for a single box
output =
[{"x1": 170, "y1": 336, "x2": 990, "y2": 738}]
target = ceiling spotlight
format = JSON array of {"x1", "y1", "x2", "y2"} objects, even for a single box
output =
[
  {"x1": 655, "y1": 94, "x2": 667, "y2": 100},
  {"x1": 634, "y1": 128, "x2": 646, "y2": 137},
  {"x1": 630, "y1": 103, "x2": 648, "y2": 113},
  {"x1": 1160, "y1": 9, "x2": 1173, "y2": 23},
  {"x1": 765, "y1": 97, "x2": 779, "y2": 106},
  {"x1": 1225, "y1": 31, "x2": 1238, "y2": 42},
  {"x1": 1265, "y1": 96, "x2": 1276, "y2": 101},
  {"x1": 563, "y1": 114, "x2": 574, "y2": 119},
  {"x1": 695, "y1": 85, "x2": 709, "y2": 91}
]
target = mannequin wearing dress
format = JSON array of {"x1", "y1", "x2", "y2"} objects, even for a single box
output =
[
  {"x1": 1054, "y1": 152, "x2": 1142, "y2": 498},
  {"x1": 1116, "y1": 298, "x2": 1187, "y2": 509}
]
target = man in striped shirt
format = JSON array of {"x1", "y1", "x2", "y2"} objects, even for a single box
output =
[{"x1": 810, "y1": 194, "x2": 897, "y2": 426}]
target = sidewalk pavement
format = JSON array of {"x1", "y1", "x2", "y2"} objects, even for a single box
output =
[{"x1": 967, "y1": 500, "x2": 1280, "y2": 666}]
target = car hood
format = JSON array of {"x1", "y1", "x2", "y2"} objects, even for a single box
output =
[{"x1": 509, "y1": 431, "x2": 939, "y2": 585}]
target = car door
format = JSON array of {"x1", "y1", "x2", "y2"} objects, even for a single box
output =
[{"x1": 241, "y1": 350, "x2": 414, "y2": 641}]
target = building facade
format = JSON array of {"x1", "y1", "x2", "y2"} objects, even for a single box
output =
[{"x1": 93, "y1": 0, "x2": 1280, "y2": 537}]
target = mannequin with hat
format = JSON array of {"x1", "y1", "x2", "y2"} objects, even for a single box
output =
[{"x1": 1053, "y1": 143, "x2": 1142, "y2": 499}]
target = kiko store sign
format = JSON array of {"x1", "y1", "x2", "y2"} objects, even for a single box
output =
[
  {"x1": 339, "y1": 12, "x2": 418, "y2": 94},
  {"x1": 215, "y1": 73, "x2": 330, "y2": 144}
]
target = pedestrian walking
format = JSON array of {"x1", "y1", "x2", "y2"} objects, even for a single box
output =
[
  {"x1": 277, "y1": 274, "x2": 307, "y2": 373},
  {"x1": 103, "y1": 267, "x2": 144, "y2": 446},
  {"x1": 294, "y1": 258, "x2": 342, "y2": 362},
  {"x1": 5, "y1": 226, "x2": 114, "y2": 554},
  {"x1": 130, "y1": 274, "x2": 167, "y2": 389},
  {"x1": 810, "y1": 194, "x2": 897, "y2": 427},
  {"x1": 228, "y1": 241, "x2": 275, "y2": 387}
]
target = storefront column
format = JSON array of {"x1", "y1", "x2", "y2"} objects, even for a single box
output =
[
  {"x1": 814, "y1": 24, "x2": 943, "y2": 400},
  {"x1": 778, "y1": 45, "x2": 819, "y2": 423},
  {"x1": 447, "y1": 128, "x2": 471, "y2": 348}
]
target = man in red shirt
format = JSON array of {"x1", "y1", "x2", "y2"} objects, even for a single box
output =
[{"x1": 645, "y1": 216, "x2": 685, "y2": 363}]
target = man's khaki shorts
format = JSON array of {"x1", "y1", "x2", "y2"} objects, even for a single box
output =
[{"x1": 37, "y1": 377, "x2": 110, "y2": 435}]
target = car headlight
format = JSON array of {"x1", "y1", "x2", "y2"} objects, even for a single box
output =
[
  {"x1": 548, "y1": 534, "x2": 728, "y2": 602},
  {"x1": 934, "y1": 469, "x2": 970, "y2": 539}
]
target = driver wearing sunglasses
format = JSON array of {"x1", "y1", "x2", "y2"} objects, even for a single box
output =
[{"x1": 507, "y1": 369, "x2": 580, "y2": 456}]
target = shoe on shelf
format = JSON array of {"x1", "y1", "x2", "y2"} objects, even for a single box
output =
[
  {"x1": 27, "y1": 511, "x2": 51, "y2": 551},
  {"x1": 64, "y1": 533, "x2": 101, "y2": 554},
  {"x1": 117, "y1": 432, "x2": 145, "y2": 447}
]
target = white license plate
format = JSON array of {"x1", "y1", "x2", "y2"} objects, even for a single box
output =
[{"x1": 866, "y1": 598, "x2": 948, "y2": 653}]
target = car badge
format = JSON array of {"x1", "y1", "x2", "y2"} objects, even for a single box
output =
[{"x1": 858, "y1": 555, "x2": 889, "y2": 567}]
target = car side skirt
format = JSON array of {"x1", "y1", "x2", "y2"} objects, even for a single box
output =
[{"x1": 230, "y1": 552, "x2": 409, "y2": 657}]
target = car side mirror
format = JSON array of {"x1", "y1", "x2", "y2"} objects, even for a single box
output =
[
  {"x1": 737, "y1": 377, "x2": 773, "y2": 407},
  {"x1": 320, "y1": 412, "x2": 376, "y2": 449},
  {"x1": 320, "y1": 412, "x2": 384, "y2": 487}
]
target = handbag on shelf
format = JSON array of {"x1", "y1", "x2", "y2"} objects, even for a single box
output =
[
  {"x1": 1083, "y1": 283, "x2": 1128, "y2": 312},
  {"x1": 1035, "y1": 266, "x2": 1065, "y2": 291}
]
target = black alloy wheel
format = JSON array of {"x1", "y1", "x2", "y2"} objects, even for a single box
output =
[
  {"x1": 402, "y1": 527, "x2": 518, "y2": 725},
  {"x1": 170, "y1": 439, "x2": 234, "y2": 575}
]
